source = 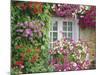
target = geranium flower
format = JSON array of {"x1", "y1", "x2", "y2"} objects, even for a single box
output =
[{"x1": 15, "y1": 61, "x2": 24, "y2": 66}]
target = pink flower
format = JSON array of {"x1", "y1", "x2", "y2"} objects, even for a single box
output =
[{"x1": 23, "y1": 28, "x2": 33, "y2": 37}]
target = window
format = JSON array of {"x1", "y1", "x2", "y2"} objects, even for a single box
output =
[
  {"x1": 49, "y1": 17, "x2": 79, "y2": 49},
  {"x1": 49, "y1": 21, "x2": 58, "y2": 48},
  {"x1": 62, "y1": 21, "x2": 73, "y2": 41}
]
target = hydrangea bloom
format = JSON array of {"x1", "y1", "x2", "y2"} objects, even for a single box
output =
[{"x1": 16, "y1": 20, "x2": 45, "y2": 40}]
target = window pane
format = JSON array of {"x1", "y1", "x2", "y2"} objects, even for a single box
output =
[
  {"x1": 53, "y1": 32, "x2": 57, "y2": 41},
  {"x1": 68, "y1": 32, "x2": 72, "y2": 39},
  {"x1": 63, "y1": 32, "x2": 67, "y2": 38},
  {"x1": 53, "y1": 21, "x2": 58, "y2": 31},
  {"x1": 63, "y1": 22, "x2": 67, "y2": 31},
  {"x1": 68, "y1": 22, "x2": 72, "y2": 31}
]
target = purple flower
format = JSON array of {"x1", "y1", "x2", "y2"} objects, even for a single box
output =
[
  {"x1": 34, "y1": 28, "x2": 40, "y2": 33},
  {"x1": 17, "y1": 22, "x2": 24, "y2": 26},
  {"x1": 34, "y1": 29, "x2": 38, "y2": 32},
  {"x1": 54, "y1": 64, "x2": 62, "y2": 71},
  {"x1": 51, "y1": 58, "x2": 56, "y2": 65},
  {"x1": 24, "y1": 21, "x2": 29, "y2": 27},
  {"x1": 29, "y1": 22, "x2": 34, "y2": 28},
  {"x1": 16, "y1": 29, "x2": 23, "y2": 32},
  {"x1": 23, "y1": 29, "x2": 33, "y2": 37}
]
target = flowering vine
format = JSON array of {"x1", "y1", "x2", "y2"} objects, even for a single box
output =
[
  {"x1": 77, "y1": 6, "x2": 96, "y2": 28},
  {"x1": 52, "y1": 4, "x2": 79, "y2": 17}
]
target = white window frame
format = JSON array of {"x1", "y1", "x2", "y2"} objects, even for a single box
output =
[{"x1": 49, "y1": 17, "x2": 79, "y2": 48}]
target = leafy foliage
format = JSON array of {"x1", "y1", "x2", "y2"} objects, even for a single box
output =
[
  {"x1": 11, "y1": 1, "x2": 52, "y2": 74},
  {"x1": 11, "y1": 1, "x2": 96, "y2": 74}
]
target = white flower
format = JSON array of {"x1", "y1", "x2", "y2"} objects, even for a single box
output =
[
  {"x1": 59, "y1": 70, "x2": 61, "y2": 72},
  {"x1": 70, "y1": 46, "x2": 73, "y2": 50},
  {"x1": 58, "y1": 50, "x2": 62, "y2": 54},
  {"x1": 20, "y1": 65, "x2": 24, "y2": 69},
  {"x1": 73, "y1": 62, "x2": 77, "y2": 67},
  {"x1": 86, "y1": 53, "x2": 89, "y2": 60},
  {"x1": 78, "y1": 50, "x2": 82, "y2": 53}
]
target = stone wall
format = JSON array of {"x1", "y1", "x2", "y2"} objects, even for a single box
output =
[{"x1": 80, "y1": 28, "x2": 96, "y2": 67}]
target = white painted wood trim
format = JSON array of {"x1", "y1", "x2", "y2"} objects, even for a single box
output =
[{"x1": 51, "y1": 17, "x2": 79, "y2": 43}]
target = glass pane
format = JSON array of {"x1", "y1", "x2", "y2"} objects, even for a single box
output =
[
  {"x1": 53, "y1": 21, "x2": 58, "y2": 31},
  {"x1": 53, "y1": 32, "x2": 57, "y2": 41},
  {"x1": 63, "y1": 32, "x2": 67, "y2": 38},
  {"x1": 68, "y1": 22, "x2": 72, "y2": 31},
  {"x1": 63, "y1": 22, "x2": 67, "y2": 31},
  {"x1": 68, "y1": 32, "x2": 72, "y2": 39}
]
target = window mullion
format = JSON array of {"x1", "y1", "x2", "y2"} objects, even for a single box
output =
[
  {"x1": 67, "y1": 21, "x2": 68, "y2": 39},
  {"x1": 59, "y1": 20, "x2": 62, "y2": 40}
]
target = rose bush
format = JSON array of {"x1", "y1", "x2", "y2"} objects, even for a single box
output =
[{"x1": 48, "y1": 38, "x2": 91, "y2": 71}]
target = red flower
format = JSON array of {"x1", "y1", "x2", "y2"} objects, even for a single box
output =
[{"x1": 15, "y1": 61, "x2": 24, "y2": 66}]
